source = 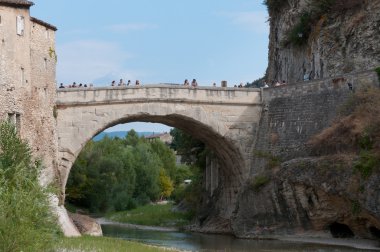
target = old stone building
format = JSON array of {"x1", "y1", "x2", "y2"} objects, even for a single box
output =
[{"x1": 0, "y1": 0, "x2": 58, "y2": 186}]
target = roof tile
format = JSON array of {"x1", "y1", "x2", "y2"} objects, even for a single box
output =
[{"x1": 0, "y1": 0, "x2": 34, "y2": 8}]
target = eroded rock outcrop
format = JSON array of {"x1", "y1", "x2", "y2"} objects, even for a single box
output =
[
  {"x1": 68, "y1": 213, "x2": 103, "y2": 236},
  {"x1": 266, "y1": 0, "x2": 380, "y2": 83},
  {"x1": 232, "y1": 156, "x2": 380, "y2": 240}
]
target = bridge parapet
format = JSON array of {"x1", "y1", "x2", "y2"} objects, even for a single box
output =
[{"x1": 56, "y1": 85, "x2": 262, "y2": 106}]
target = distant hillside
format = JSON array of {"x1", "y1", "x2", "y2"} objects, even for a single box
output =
[{"x1": 93, "y1": 131, "x2": 161, "y2": 141}]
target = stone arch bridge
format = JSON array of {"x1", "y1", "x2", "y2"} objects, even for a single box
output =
[{"x1": 56, "y1": 85, "x2": 263, "y2": 220}]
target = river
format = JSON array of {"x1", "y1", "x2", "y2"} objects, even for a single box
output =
[{"x1": 101, "y1": 223, "x2": 379, "y2": 252}]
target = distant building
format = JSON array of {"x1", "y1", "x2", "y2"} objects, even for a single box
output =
[{"x1": 144, "y1": 132, "x2": 173, "y2": 145}]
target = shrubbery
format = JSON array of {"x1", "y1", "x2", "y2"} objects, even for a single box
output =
[
  {"x1": 263, "y1": 0, "x2": 288, "y2": 14},
  {"x1": 0, "y1": 122, "x2": 59, "y2": 252},
  {"x1": 284, "y1": 0, "x2": 363, "y2": 47},
  {"x1": 251, "y1": 175, "x2": 270, "y2": 192},
  {"x1": 308, "y1": 87, "x2": 380, "y2": 178},
  {"x1": 375, "y1": 67, "x2": 380, "y2": 83}
]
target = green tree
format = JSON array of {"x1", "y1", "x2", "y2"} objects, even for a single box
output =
[
  {"x1": 150, "y1": 139, "x2": 177, "y2": 179},
  {"x1": 159, "y1": 168, "x2": 174, "y2": 200},
  {"x1": 0, "y1": 122, "x2": 59, "y2": 252}
]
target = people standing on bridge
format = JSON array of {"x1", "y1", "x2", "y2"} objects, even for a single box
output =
[
  {"x1": 213, "y1": 82, "x2": 216, "y2": 87},
  {"x1": 127, "y1": 80, "x2": 131, "y2": 86},
  {"x1": 191, "y1": 79, "x2": 198, "y2": 87},
  {"x1": 111, "y1": 80, "x2": 116, "y2": 86},
  {"x1": 72, "y1": 82, "x2": 77, "y2": 88},
  {"x1": 118, "y1": 79, "x2": 125, "y2": 86},
  {"x1": 59, "y1": 83, "x2": 65, "y2": 88},
  {"x1": 184, "y1": 79, "x2": 189, "y2": 86},
  {"x1": 135, "y1": 80, "x2": 140, "y2": 86}
]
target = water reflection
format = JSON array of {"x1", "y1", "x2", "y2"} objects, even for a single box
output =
[{"x1": 102, "y1": 224, "x2": 374, "y2": 252}]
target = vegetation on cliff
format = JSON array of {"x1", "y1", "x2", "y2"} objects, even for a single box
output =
[
  {"x1": 263, "y1": 0, "x2": 288, "y2": 14},
  {"x1": 279, "y1": 0, "x2": 364, "y2": 47},
  {"x1": 309, "y1": 86, "x2": 380, "y2": 178},
  {"x1": 375, "y1": 67, "x2": 380, "y2": 82},
  {"x1": 0, "y1": 122, "x2": 59, "y2": 252}
]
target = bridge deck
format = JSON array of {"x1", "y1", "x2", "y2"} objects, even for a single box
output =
[{"x1": 56, "y1": 85, "x2": 262, "y2": 107}]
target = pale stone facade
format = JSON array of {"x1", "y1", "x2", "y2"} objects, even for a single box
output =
[
  {"x1": 0, "y1": 0, "x2": 80, "y2": 237},
  {"x1": 0, "y1": 0, "x2": 58, "y2": 186}
]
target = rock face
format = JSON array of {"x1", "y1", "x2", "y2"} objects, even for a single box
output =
[
  {"x1": 68, "y1": 213, "x2": 103, "y2": 236},
  {"x1": 266, "y1": 0, "x2": 380, "y2": 84},
  {"x1": 231, "y1": 71, "x2": 380, "y2": 239},
  {"x1": 232, "y1": 157, "x2": 380, "y2": 240}
]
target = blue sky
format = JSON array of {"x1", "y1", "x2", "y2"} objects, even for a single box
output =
[{"x1": 31, "y1": 0, "x2": 269, "y2": 132}]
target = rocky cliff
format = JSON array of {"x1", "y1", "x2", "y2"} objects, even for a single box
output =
[
  {"x1": 232, "y1": 156, "x2": 380, "y2": 239},
  {"x1": 266, "y1": 0, "x2": 380, "y2": 83},
  {"x1": 231, "y1": 71, "x2": 380, "y2": 239}
]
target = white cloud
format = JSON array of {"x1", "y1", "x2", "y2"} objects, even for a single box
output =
[
  {"x1": 220, "y1": 11, "x2": 269, "y2": 34},
  {"x1": 106, "y1": 23, "x2": 158, "y2": 34},
  {"x1": 57, "y1": 40, "x2": 143, "y2": 85}
]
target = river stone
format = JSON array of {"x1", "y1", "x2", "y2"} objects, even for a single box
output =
[{"x1": 68, "y1": 212, "x2": 103, "y2": 236}]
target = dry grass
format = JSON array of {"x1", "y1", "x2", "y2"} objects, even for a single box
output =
[{"x1": 308, "y1": 87, "x2": 380, "y2": 156}]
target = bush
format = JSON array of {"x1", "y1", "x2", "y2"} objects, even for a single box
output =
[
  {"x1": 251, "y1": 175, "x2": 270, "y2": 192},
  {"x1": 308, "y1": 87, "x2": 380, "y2": 156},
  {"x1": 263, "y1": 0, "x2": 288, "y2": 14},
  {"x1": 253, "y1": 150, "x2": 281, "y2": 169},
  {"x1": 285, "y1": 12, "x2": 312, "y2": 47},
  {"x1": 0, "y1": 122, "x2": 59, "y2": 252},
  {"x1": 375, "y1": 67, "x2": 380, "y2": 83},
  {"x1": 354, "y1": 150, "x2": 379, "y2": 179}
]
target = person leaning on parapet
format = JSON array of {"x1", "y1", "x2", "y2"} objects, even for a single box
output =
[
  {"x1": 238, "y1": 83, "x2": 243, "y2": 88},
  {"x1": 184, "y1": 79, "x2": 190, "y2": 86},
  {"x1": 111, "y1": 80, "x2": 116, "y2": 86},
  {"x1": 118, "y1": 79, "x2": 125, "y2": 86},
  {"x1": 135, "y1": 80, "x2": 140, "y2": 86},
  {"x1": 191, "y1": 79, "x2": 198, "y2": 87},
  {"x1": 213, "y1": 82, "x2": 216, "y2": 87},
  {"x1": 59, "y1": 83, "x2": 65, "y2": 88},
  {"x1": 127, "y1": 80, "x2": 131, "y2": 86}
]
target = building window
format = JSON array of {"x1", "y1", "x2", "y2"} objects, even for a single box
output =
[
  {"x1": 21, "y1": 67, "x2": 25, "y2": 84},
  {"x1": 16, "y1": 16, "x2": 25, "y2": 36},
  {"x1": 46, "y1": 28, "x2": 50, "y2": 39},
  {"x1": 8, "y1": 113, "x2": 21, "y2": 134}
]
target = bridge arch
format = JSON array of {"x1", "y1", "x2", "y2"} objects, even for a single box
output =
[{"x1": 56, "y1": 86, "x2": 262, "y2": 221}]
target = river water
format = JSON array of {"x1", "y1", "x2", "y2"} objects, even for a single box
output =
[{"x1": 101, "y1": 223, "x2": 379, "y2": 252}]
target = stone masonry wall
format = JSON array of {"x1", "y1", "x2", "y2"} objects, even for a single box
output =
[
  {"x1": 251, "y1": 70, "x2": 379, "y2": 175},
  {"x1": 29, "y1": 20, "x2": 58, "y2": 186}
]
